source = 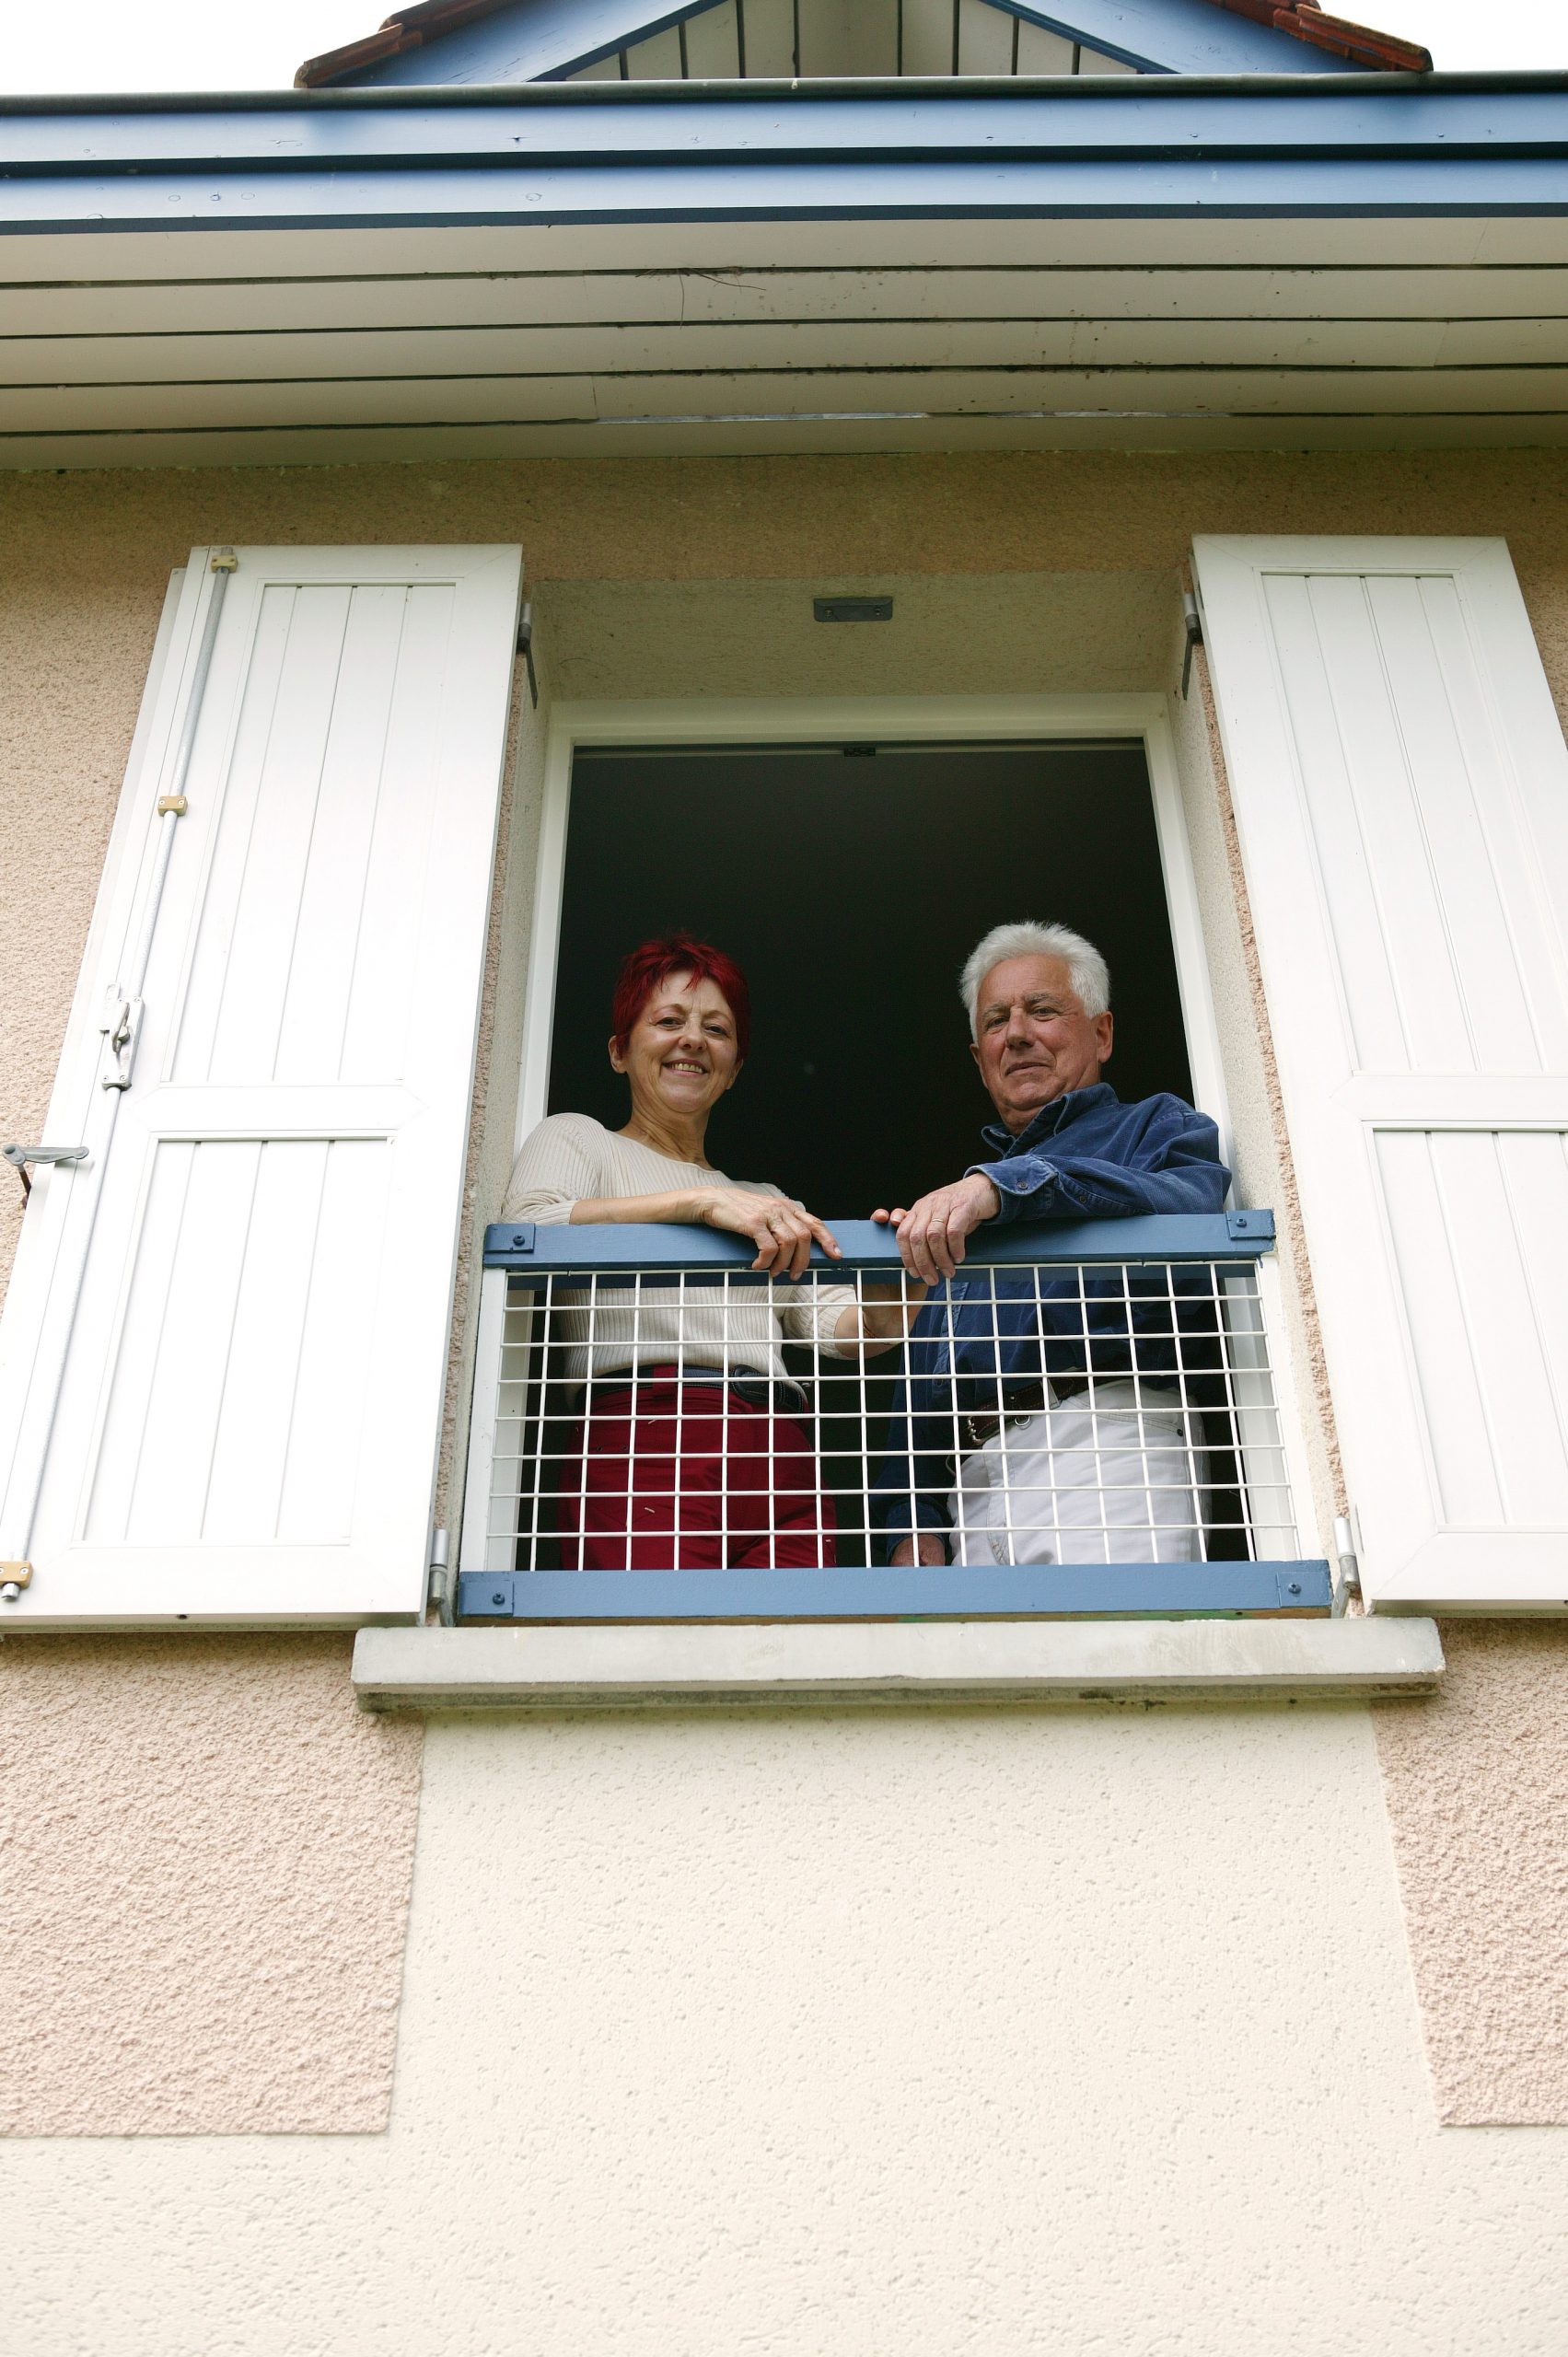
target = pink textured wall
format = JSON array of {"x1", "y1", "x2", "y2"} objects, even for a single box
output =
[
  {"x1": 0, "y1": 1637, "x2": 422, "y2": 2135},
  {"x1": 1376, "y1": 1624, "x2": 1568, "y2": 2126}
]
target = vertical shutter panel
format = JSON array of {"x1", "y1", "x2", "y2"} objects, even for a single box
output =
[
  {"x1": 0, "y1": 545, "x2": 521, "y2": 1622},
  {"x1": 1193, "y1": 535, "x2": 1568, "y2": 1609}
]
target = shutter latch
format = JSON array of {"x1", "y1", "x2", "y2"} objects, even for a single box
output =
[
  {"x1": 1331, "y1": 1513, "x2": 1363, "y2": 1617},
  {"x1": 99, "y1": 988, "x2": 145, "y2": 1091},
  {"x1": 1, "y1": 1561, "x2": 33, "y2": 1602},
  {"x1": 3, "y1": 1142, "x2": 89, "y2": 1202}
]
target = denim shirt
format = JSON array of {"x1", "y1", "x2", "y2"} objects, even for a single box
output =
[{"x1": 871, "y1": 1084, "x2": 1229, "y2": 1557}]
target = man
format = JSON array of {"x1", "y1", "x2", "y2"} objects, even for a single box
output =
[{"x1": 873, "y1": 921, "x2": 1230, "y2": 1568}]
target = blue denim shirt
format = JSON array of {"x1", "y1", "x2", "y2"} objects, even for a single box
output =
[{"x1": 871, "y1": 1084, "x2": 1229, "y2": 1557}]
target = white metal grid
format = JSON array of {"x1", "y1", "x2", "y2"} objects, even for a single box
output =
[{"x1": 477, "y1": 1258, "x2": 1298, "y2": 1573}]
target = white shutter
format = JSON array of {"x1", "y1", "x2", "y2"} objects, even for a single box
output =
[
  {"x1": 1193, "y1": 536, "x2": 1568, "y2": 1610},
  {"x1": 0, "y1": 544, "x2": 521, "y2": 1623}
]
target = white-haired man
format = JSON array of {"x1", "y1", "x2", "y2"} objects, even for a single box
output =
[{"x1": 873, "y1": 921, "x2": 1230, "y2": 1568}]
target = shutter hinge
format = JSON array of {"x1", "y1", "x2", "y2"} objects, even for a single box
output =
[
  {"x1": 1, "y1": 1562, "x2": 33, "y2": 1602},
  {"x1": 1331, "y1": 1513, "x2": 1363, "y2": 1617},
  {"x1": 1180, "y1": 590, "x2": 1204, "y2": 701},
  {"x1": 99, "y1": 988, "x2": 145, "y2": 1091},
  {"x1": 426, "y1": 1526, "x2": 450, "y2": 1613},
  {"x1": 517, "y1": 601, "x2": 538, "y2": 708}
]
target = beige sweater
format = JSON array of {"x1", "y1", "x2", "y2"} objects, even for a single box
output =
[{"x1": 500, "y1": 1112, "x2": 858, "y2": 1387}]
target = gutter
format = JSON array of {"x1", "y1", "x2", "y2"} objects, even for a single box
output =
[{"x1": 3, "y1": 70, "x2": 1568, "y2": 116}]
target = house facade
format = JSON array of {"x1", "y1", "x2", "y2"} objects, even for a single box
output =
[{"x1": 5, "y1": 4, "x2": 1568, "y2": 2349}]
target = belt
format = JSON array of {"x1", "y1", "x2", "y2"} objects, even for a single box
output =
[
  {"x1": 959, "y1": 1378, "x2": 1057, "y2": 1455},
  {"x1": 958, "y1": 1375, "x2": 1177, "y2": 1455},
  {"x1": 575, "y1": 1363, "x2": 805, "y2": 1416}
]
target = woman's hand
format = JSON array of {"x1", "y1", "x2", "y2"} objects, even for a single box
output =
[{"x1": 695, "y1": 1187, "x2": 841, "y2": 1280}]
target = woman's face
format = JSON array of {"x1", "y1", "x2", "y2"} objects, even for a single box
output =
[{"x1": 610, "y1": 970, "x2": 741, "y2": 1125}]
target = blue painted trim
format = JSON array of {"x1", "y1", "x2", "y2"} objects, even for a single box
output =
[
  {"x1": 457, "y1": 1561, "x2": 1334, "y2": 1619},
  {"x1": 6, "y1": 88, "x2": 1562, "y2": 169},
  {"x1": 10, "y1": 159, "x2": 1568, "y2": 238},
  {"x1": 3, "y1": 85, "x2": 1556, "y2": 237},
  {"x1": 988, "y1": 0, "x2": 1360, "y2": 77},
  {"x1": 4, "y1": 87, "x2": 1562, "y2": 234},
  {"x1": 343, "y1": 0, "x2": 733, "y2": 90},
  {"x1": 483, "y1": 1210, "x2": 1274, "y2": 1275}
]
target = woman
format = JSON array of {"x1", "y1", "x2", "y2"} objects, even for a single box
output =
[{"x1": 502, "y1": 935, "x2": 913, "y2": 1570}]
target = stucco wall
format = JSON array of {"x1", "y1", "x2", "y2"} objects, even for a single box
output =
[
  {"x1": 6, "y1": 1700, "x2": 1568, "y2": 2356},
  {"x1": 0, "y1": 1636, "x2": 421, "y2": 2135},
  {"x1": 1376, "y1": 1621, "x2": 1568, "y2": 2126},
  {"x1": 5, "y1": 448, "x2": 1568, "y2": 2159}
]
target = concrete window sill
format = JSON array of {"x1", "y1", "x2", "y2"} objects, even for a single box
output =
[{"x1": 352, "y1": 1618, "x2": 1444, "y2": 1713}]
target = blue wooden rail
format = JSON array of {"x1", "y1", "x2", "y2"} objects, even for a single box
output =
[
  {"x1": 483, "y1": 1208, "x2": 1274, "y2": 1277},
  {"x1": 459, "y1": 1562, "x2": 1333, "y2": 1621}
]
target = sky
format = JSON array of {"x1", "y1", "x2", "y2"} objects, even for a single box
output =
[{"x1": 0, "y1": 0, "x2": 1562, "y2": 92}]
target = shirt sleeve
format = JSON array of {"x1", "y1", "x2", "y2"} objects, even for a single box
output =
[
  {"x1": 499, "y1": 1114, "x2": 605, "y2": 1224},
  {"x1": 775, "y1": 1281, "x2": 862, "y2": 1355},
  {"x1": 969, "y1": 1101, "x2": 1230, "y2": 1224}
]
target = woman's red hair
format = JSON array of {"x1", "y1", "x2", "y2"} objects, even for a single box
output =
[{"x1": 611, "y1": 935, "x2": 751, "y2": 1062}]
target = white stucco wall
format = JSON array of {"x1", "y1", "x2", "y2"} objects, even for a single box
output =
[{"x1": 6, "y1": 1700, "x2": 1568, "y2": 2356}]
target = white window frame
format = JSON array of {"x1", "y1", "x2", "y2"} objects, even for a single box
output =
[{"x1": 457, "y1": 692, "x2": 1319, "y2": 1581}]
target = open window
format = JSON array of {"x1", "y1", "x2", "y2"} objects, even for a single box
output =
[{"x1": 458, "y1": 715, "x2": 1322, "y2": 1620}]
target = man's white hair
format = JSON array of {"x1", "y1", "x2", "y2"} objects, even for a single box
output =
[{"x1": 959, "y1": 921, "x2": 1111, "y2": 1036}]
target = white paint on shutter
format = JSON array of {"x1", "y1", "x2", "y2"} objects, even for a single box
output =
[
  {"x1": 1193, "y1": 535, "x2": 1568, "y2": 1608},
  {"x1": 0, "y1": 544, "x2": 521, "y2": 1622}
]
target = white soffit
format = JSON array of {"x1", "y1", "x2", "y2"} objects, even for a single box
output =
[{"x1": 5, "y1": 215, "x2": 1568, "y2": 466}]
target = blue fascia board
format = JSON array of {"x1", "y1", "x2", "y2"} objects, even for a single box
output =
[
  {"x1": 456, "y1": 1562, "x2": 1335, "y2": 1619},
  {"x1": 482, "y1": 1211, "x2": 1274, "y2": 1273},
  {"x1": 992, "y1": 0, "x2": 1359, "y2": 76},
  {"x1": 347, "y1": 0, "x2": 732, "y2": 89},
  {"x1": 6, "y1": 86, "x2": 1563, "y2": 172},
  {"x1": 2, "y1": 85, "x2": 1565, "y2": 234},
  {"x1": 6, "y1": 154, "x2": 1565, "y2": 236}
]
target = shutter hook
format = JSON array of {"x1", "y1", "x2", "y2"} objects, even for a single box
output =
[{"x1": 4, "y1": 1143, "x2": 89, "y2": 1202}]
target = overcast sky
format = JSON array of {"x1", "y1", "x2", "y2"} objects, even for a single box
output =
[{"x1": 2, "y1": 0, "x2": 1562, "y2": 92}]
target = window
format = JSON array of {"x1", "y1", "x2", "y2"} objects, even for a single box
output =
[{"x1": 459, "y1": 702, "x2": 1322, "y2": 1619}]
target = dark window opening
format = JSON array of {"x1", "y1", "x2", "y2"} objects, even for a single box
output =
[
  {"x1": 537, "y1": 743, "x2": 1245, "y2": 1566},
  {"x1": 548, "y1": 743, "x2": 1192, "y2": 1212}
]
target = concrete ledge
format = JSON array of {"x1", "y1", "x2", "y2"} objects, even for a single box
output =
[{"x1": 353, "y1": 1617, "x2": 1445, "y2": 1713}]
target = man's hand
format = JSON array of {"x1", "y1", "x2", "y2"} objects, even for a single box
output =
[
  {"x1": 872, "y1": 1171, "x2": 1001, "y2": 1283},
  {"x1": 890, "y1": 1536, "x2": 947, "y2": 1566}
]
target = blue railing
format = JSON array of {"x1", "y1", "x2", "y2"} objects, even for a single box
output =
[
  {"x1": 459, "y1": 1210, "x2": 1330, "y2": 1622},
  {"x1": 482, "y1": 1208, "x2": 1276, "y2": 1276}
]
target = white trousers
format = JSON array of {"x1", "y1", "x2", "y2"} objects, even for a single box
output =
[{"x1": 947, "y1": 1381, "x2": 1202, "y2": 1567}]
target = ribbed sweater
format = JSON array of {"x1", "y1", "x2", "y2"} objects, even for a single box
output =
[{"x1": 500, "y1": 1112, "x2": 857, "y2": 1386}]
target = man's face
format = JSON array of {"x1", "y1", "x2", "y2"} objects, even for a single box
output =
[{"x1": 970, "y1": 953, "x2": 1114, "y2": 1134}]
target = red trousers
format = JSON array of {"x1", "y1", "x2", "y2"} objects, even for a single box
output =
[{"x1": 555, "y1": 1379, "x2": 838, "y2": 1569}]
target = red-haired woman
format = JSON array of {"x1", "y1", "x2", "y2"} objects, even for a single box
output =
[{"x1": 502, "y1": 935, "x2": 912, "y2": 1570}]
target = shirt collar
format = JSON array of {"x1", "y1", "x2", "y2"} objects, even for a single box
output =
[{"x1": 981, "y1": 1080, "x2": 1120, "y2": 1156}]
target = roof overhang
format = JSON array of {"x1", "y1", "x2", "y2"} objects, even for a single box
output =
[{"x1": 2, "y1": 74, "x2": 1565, "y2": 469}]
